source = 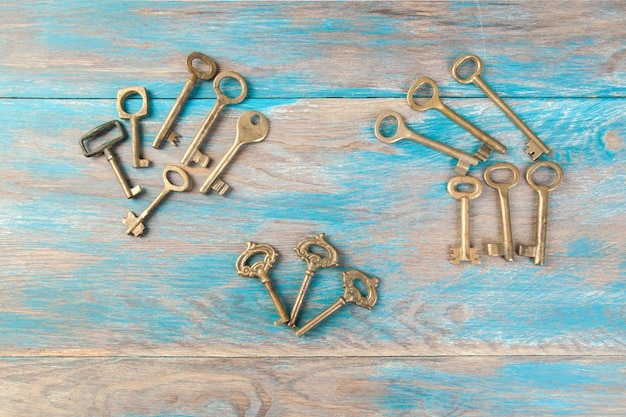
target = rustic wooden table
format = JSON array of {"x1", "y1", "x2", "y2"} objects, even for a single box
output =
[{"x1": 1, "y1": 1, "x2": 625, "y2": 415}]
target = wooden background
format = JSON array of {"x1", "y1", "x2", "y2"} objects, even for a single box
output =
[{"x1": 1, "y1": 1, "x2": 625, "y2": 415}]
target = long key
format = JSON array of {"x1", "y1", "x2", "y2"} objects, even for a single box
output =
[
  {"x1": 153, "y1": 52, "x2": 218, "y2": 149},
  {"x1": 180, "y1": 71, "x2": 247, "y2": 167},
  {"x1": 122, "y1": 165, "x2": 190, "y2": 237},
  {"x1": 117, "y1": 86, "x2": 150, "y2": 168},
  {"x1": 407, "y1": 76, "x2": 507, "y2": 161},
  {"x1": 79, "y1": 120, "x2": 142, "y2": 199},
  {"x1": 199, "y1": 110, "x2": 269, "y2": 194},
  {"x1": 236, "y1": 242, "x2": 290, "y2": 324},
  {"x1": 288, "y1": 233, "x2": 339, "y2": 327},
  {"x1": 451, "y1": 54, "x2": 550, "y2": 160},
  {"x1": 517, "y1": 161, "x2": 564, "y2": 265},
  {"x1": 295, "y1": 269, "x2": 379, "y2": 337},
  {"x1": 484, "y1": 162, "x2": 520, "y2": 261},
  {"x1": 375, "y1": 110, "x2": 480, "y2": 175},
  {"x1": 448, "y1": 175, "x2": 483, "y2": 265}
]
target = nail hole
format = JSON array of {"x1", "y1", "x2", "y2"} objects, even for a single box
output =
[{"x1": 250, "y1": 113, "x2": 261, "y2": 125}]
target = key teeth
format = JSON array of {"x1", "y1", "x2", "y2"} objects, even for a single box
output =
[
  {"x1": 525, "y1": 142, "x2": 544, "y2": 160},
  {"x1": 449, "y1": 248, "x2": 462, "y2": 265},
  {"x1": 449, "y1": 247, "x2": 480, "y2": 265},
  {"x1": 211, "y1": 178, "x2": 230, "y2": 196},
  {"x1": 167, "y1": 131, "x2": 181, "y2": 147},
  {"x1": 192, "y1": 151, "x2": 211, "y2": 168},
  {"x1": 468, "y1": 248, "x2": 480, "y2": 265},
  {"x1": 475, "y1": 143, "x2": 493, "y2": 162},
  {"x1": 122, "y1": 211, "x2": 145, "y2": 237},
  {"x1": 517, "y1": 244, "x2": 536, "y2": 258}
]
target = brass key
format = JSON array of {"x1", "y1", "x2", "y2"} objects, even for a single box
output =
[
  {"x1": 117, "y1": 86, "x2": 150, "y2": 168},
  {"x1": 295, "y1": 269, "x2": 379, "y2": 337},
  {"x1": 448, "y1": 175, "x2": 483, "y2": 265},
  {"x1": 198, "y1": 110, "x2": 269, "y2": 195},
  {"x1": 451, "y1": 54, "x2": 550, "y2": 160},
  {"x1": 407, "y1": 77, "x2": 507, "y2": 161},
  {"x1": 122, "y1": 165, "x2": 190, "y2": 237},
  {"x1": 153, "y1": 52, "x2": 218, "y2": 149},
  {"x1": 375, "y1": 110, "x2": 480, "y2": 175},
  {"x1": 288, "y1": 233, "x2": 339, "y2": 327},
  {"x1": 236, "y1": 242, "x2": 290, "y2": 325},
  {"x1": 180, "y1": 71, "x2": 247, "y2": 167},
  {"x1": 484, "y1": 162, "x2": 520, "y2": 261},
  {"x1": 517, "y1": 161, "x2": 564, "y2": 265}
]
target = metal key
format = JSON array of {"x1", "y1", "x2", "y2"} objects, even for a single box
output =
[
  {"x1": 517, "y1": 161, "x2": 564, "y2": 265},
  {"x1": 198, "y1": 110, "x2": 269, "y2": 195},
  {"x1": 153, "y1": 52, "x2": 218, "y2": 149},
  {"x1": 295, "y1": 269, "x2": 379, "y2": 337},
  {"x1": 407, "y1": 76, "x2": 507, "y2": 161},
  {"x1": 451, "y1": 54, "x2": 550, "y2": 160},
  {"x1": 288, "y1": 233, "x2": 339, "y2": 327},
  {"x1": 117, "y1": 86, "x2": 150, "y2": 168},
  {"x1": 180, "y1": 71, "x2": 248, "y2": 167},
  {"x1": 375, "y1": 110, "x2": 480, "y2": 175},
  {"x1": 236, "y1": 242, "x2": 290, "y2": 324},
  {"x1": 484, "y1": 162, "x2": 520, "y2": 261},
  {"x1": 122, "y1": 165, "x2": 190, "y2": 237},
  {"x1": 79, "y1": 120, "x2": 142, "y2": 199},
  {"x1": 448, "y1": 175, "x2": 483, "y2": 265}
]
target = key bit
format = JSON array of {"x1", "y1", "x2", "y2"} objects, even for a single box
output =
[
  {"x1": 165, "y1": 131, "x2": 181, "y2": 147},
  {"x1": 448, "y1": 175, "x2": 483, "y2": 265},
  {"x1": 122, "y1": 211, "x2": 145, "y2": 237}
]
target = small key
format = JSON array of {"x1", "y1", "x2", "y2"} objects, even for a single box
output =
[
  {"x1": 180, "y1": 71, "x2": 248, "y2": 167},
  {"x1": 375, "y1": 110, "x2": 480, "y2": 175},
  {"x1": 79, "y1": 120, "x2": 142, "y2": 199},
  {"x1": 407, "y1": 76, "x2": 507, "y2": 161},
  {"x1": 451, "y1": 54, "x2": 550, "y2": 160},
  {"x1": 236, "y1": 242, "x2": 290, "y2": 324},
  {"x1": 122, "y1": 164, "x2": 190, "y2": 237},
  {"x1": 295, "y1": 269, "x2": 379, "y2": 337},
  {"x1": 484, "y1": 162, "x2": 520, "y2": 261},
  {"x1": 153, "y1": 52, "x2": 218, "y2": 149},
  {"x1": 448, "y1": 175, "x2": 482, "y2": 265},
  {"x1": 288, "y1": 233, "x2": 339, "y2": 327},
  {"x1": 199, "y1": 110, "x2": 269, "y2": 195},
  {"x1": 117, "y1": 86, "x2": 150, "y2": 168},
  {"x1": 517, "y1": 161, "x2": 564, "y2": 265}
]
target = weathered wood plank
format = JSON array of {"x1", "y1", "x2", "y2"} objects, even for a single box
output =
[{"x1": 0, "y1": 1, "x2": 624, "y2": 99}]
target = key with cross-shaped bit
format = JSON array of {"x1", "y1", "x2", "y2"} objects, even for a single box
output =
[
  {"x1": 517, "y1": 161, "x2": 564, "y2": 265},
  {"x1": 153, "y1": 52, "x2": 218, "y2": 149},
  {"x1": 451, "y1": 54, "x2": 550, "y2": 160},
  {"x1": 448, "y1": 175, "x2": 483, "y2": 265},
  {"x1": 295, "y1": 269, "x2": 379, "y2": 337},
  {"x1": 287, "y1": 233, "x2": 339, "y2": 327},
  {"x1": 117, "y1": 86, "x2": 150, "y2": 168},
  {"x1": 407, "y1": 76, "x2": 507, "y2": 161},
  {"x1": 236, "y1": 241, "x2": 290, "y2": 325},
  {"x1": 79, "y1": 120, "x2": 143, "y2": 199},
  {"x1": 375, "y1": 110, "x2": 480, "y2": 175},
  {"x1": 198, "y1": 110, "x2": 269, "y2": 195},
  {"x1": 484, "y1": 162, "x2": 520, "y2": 262},
  {"x1": 122, "y1": 165, "x2": 190, "y2": 237},
  {"x1": 180, "y1": 71, "x2": 248, "y2": 167}
]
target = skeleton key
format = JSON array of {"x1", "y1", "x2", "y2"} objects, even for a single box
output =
[
  {"x1": 517, "y1": 161, "x2": 564, "y2": 265},
  {"x1": 295, "y1": 269, "x2": 379, "y2": 337},
  {"x1": 236, "y1": 242, "x2": 290, "y2": 324},
  {"x1": 484, "y1": 163, "x2": 520, "y2": 261},
  {"x1": 448, "y1": 175, "x2": 483, "y2": 265},
  {"x1": 198, "y1": 110, "x2": 269, "y2": 195},
  {"x1": 180, "y1": 71, "x2": 248, "y2": 167},
  {"x1": 117, "y1": 86, "x2": 150, "y2": 168},
  {"x1": 153, "y1": 52, "x2": 218, "y2": 149},
  {"x1": 122, "y1": 165, "x2": 190, "y2": 237},
  {"x1": 375, "y1": 110, "x2": 480, "y2": 175},
  {"x1": 79, "y1": 120, "x2": 142, "y2": 199},
  {"x1": 407, "y1": 76, "x2": 507, "y2": 161},
  {"x1": 288, "y1": 233, "x2": 339, "y2": 327},
  {"x1": 451, "y1": 54, "x2": 550, "y2": 160}
]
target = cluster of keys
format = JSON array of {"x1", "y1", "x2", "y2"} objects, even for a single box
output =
[
  {"x1": 375, "y1": 54, "x2": 564, "y2": 265},
  {"x1": 78, "y1": 52, "x2": 269, "y2": 236},
  {"x1": 235, "y1": 234, "x2": 380, "y2": 336}
]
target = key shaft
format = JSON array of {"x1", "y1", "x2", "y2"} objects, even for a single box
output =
[
  {"x1": 104, "y1": 147, "x2": 142, "y2": 198},
  {"x1": 295, "y1": 297, "x2": 345, "y2": 337}
]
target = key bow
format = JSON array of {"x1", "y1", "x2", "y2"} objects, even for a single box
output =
[
  {"x1": 295, "y1": 233, "x2": 339, "y2": 272},
  {"x1": 342, "y1": 269, "x2": 379, "y2": 310},
  {"x1": 236, "y1": 242, "x2": 277, "y2": 284}
]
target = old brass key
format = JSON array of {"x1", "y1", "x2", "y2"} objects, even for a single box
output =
[
  {"x1": 236, "y1": 242, "x2": 290, "y2": 325},
  {"x1": 117, "y1": 86, "x2": 150, "y2": 168},
  {"x1": 295, "y1": 269, "x2": 379, "y2": 337},
  {"x1": 451, "y1": 54, "x2": 550, "y2": 160},
  {"x1": 517, "y1": 161, "x2": 564, "y2": 265},
  {"x1": 448, "y1": 175, "x2": 483, "y2": 265},
  {"x1": 153, "y1": 52, "x2": 218, "y2": 149},
  {"x1": 484, "y1": 162, "x2": 520, "y2": 261}
]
